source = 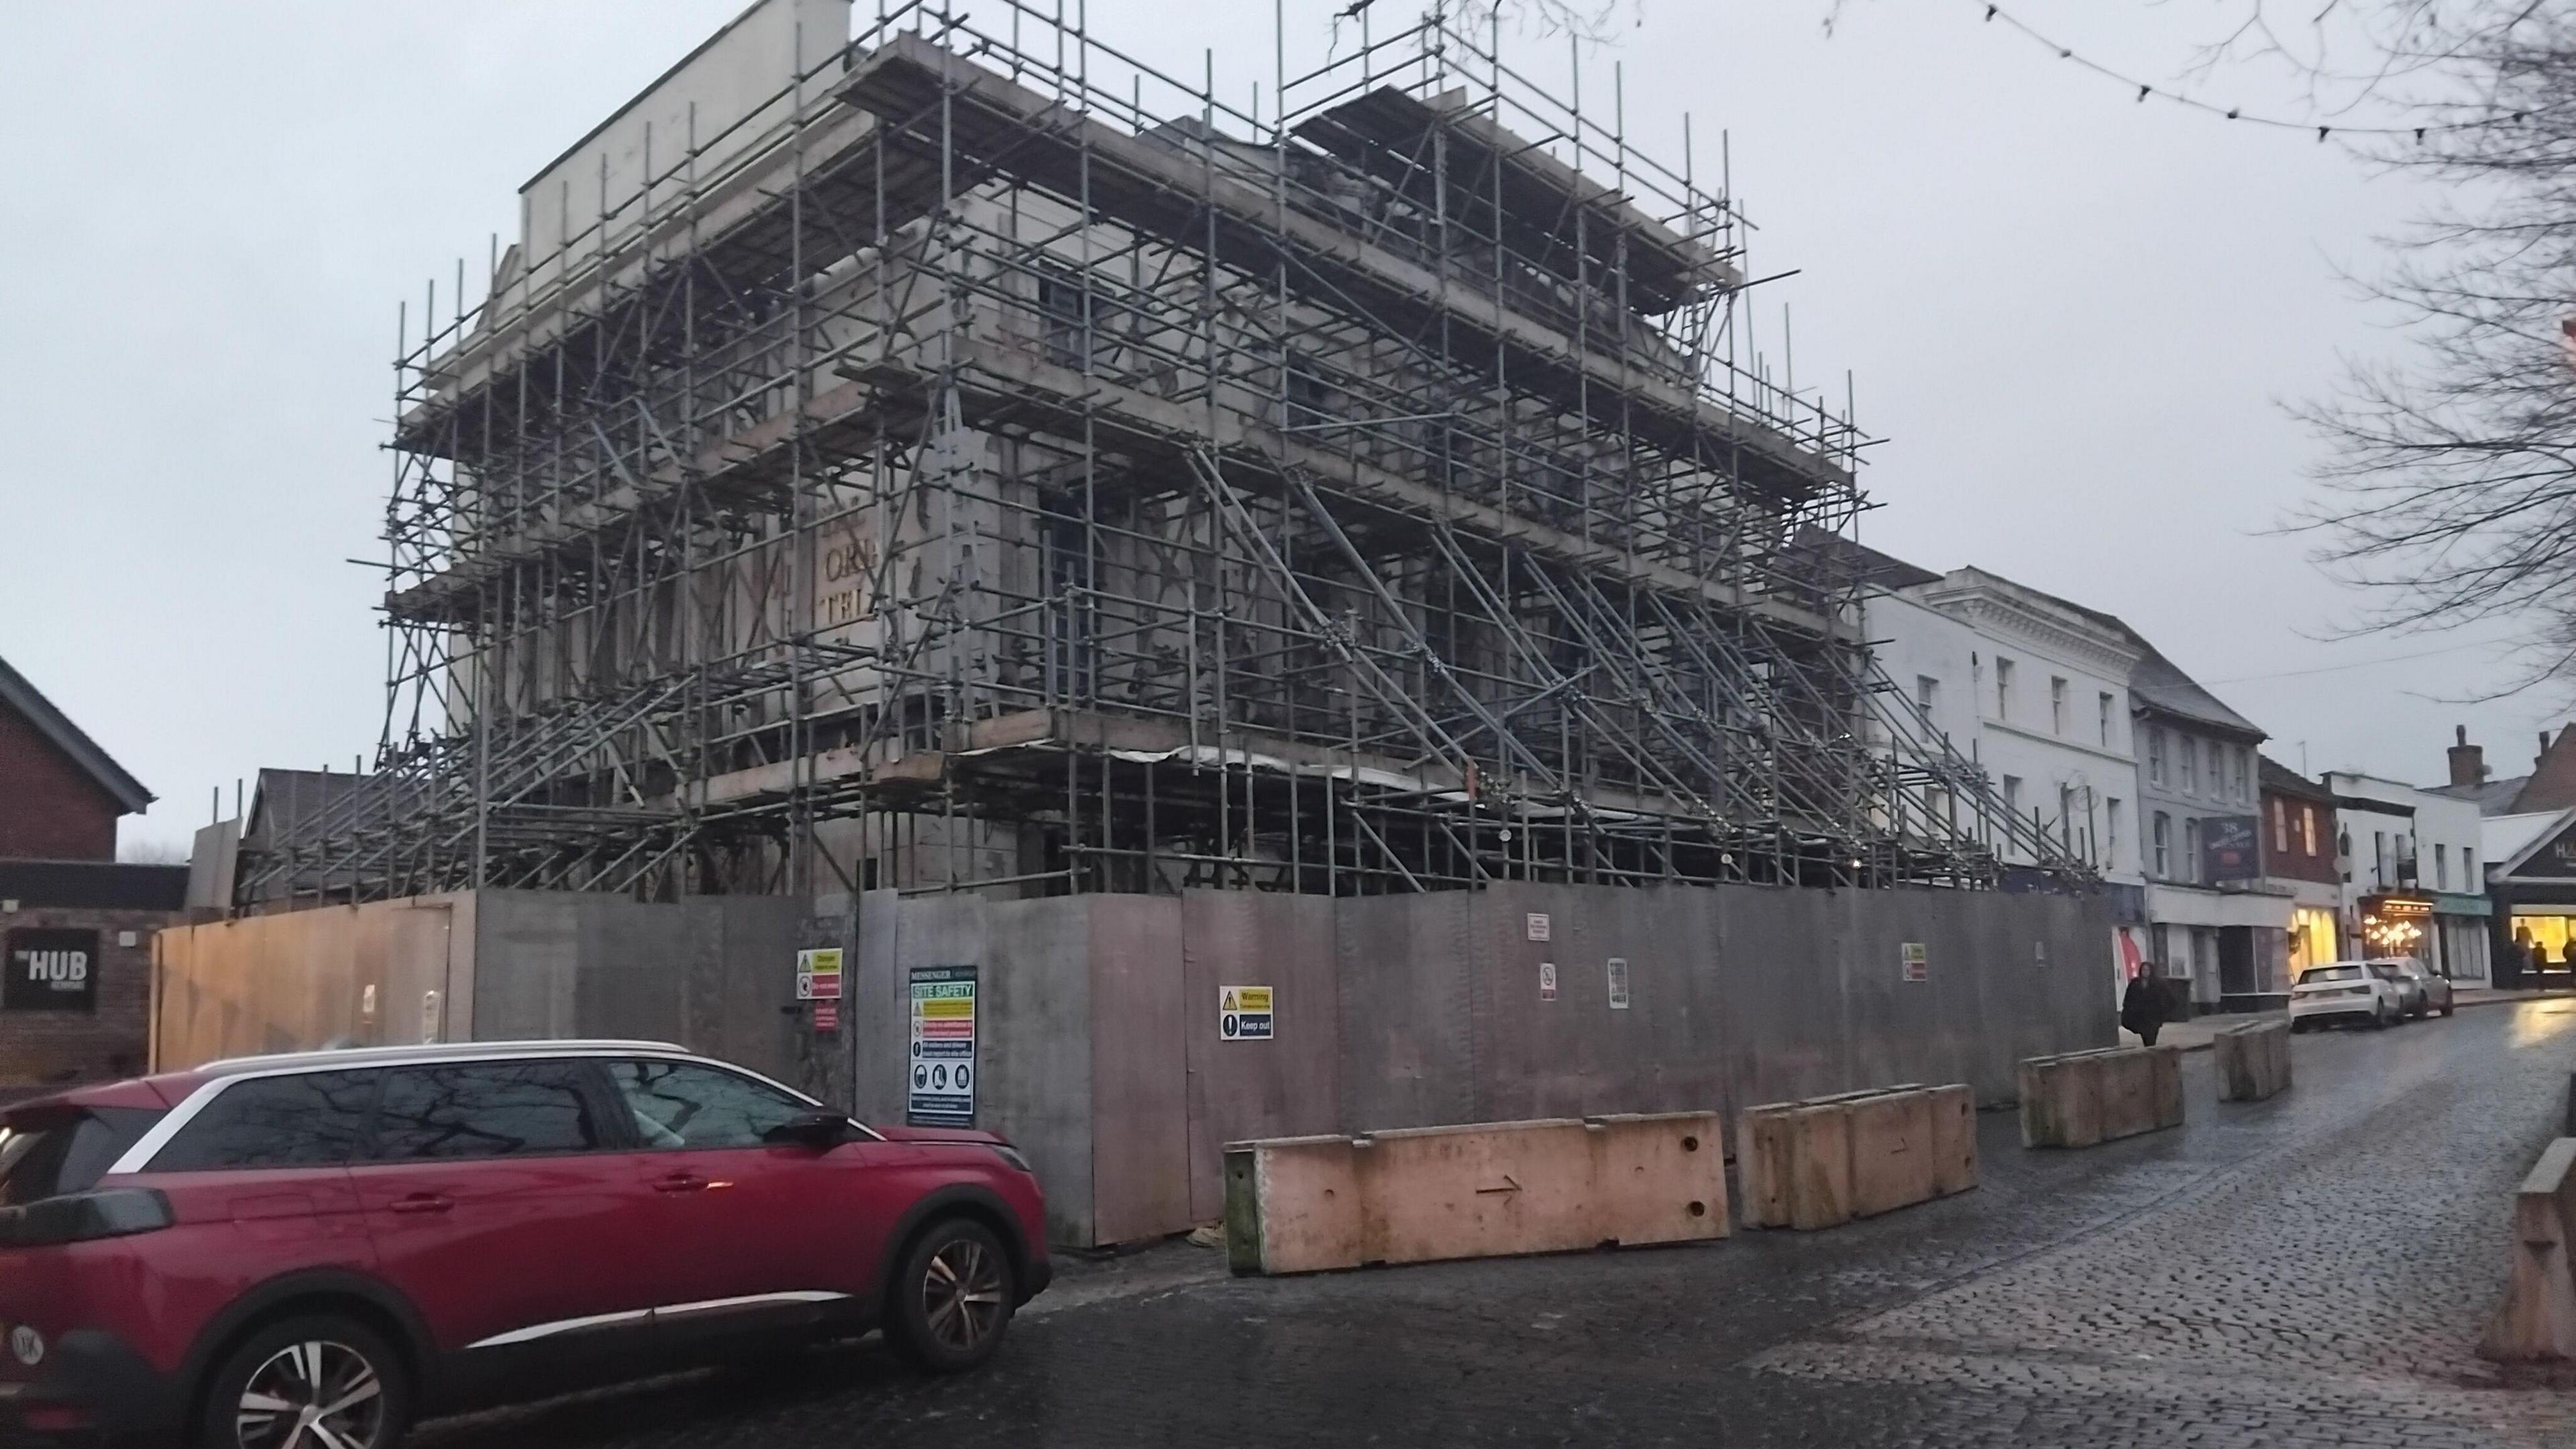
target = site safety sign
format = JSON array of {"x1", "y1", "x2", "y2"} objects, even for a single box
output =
[
  {"x1": 908, "y1": 965, "x2": 978, "y2": 1126},
  {"x1": 1220, "y1": 984, "x2": 1274, "y2": 1040}
]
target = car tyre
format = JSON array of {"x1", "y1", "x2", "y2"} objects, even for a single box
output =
[
  {"x1": 2371, "y1": 1003, "x2": 2393, "y2": 1030},
  {"x1": 885, "y1": 1218, "x2": 1016, "y2": 1373},
  {"x1": 196, "y1": 1312, "x2": 411, "y2": 1449}
]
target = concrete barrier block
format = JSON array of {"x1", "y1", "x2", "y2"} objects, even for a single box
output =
[
  {"x1": 1223, "y1": 1112, "x2": 1725, "y2": 1275},
  {"x1": 2216, "y1": 1021, "x2": 2291, "y2": 1102},
  {"x1": 2483, "y1": 1138, "x2": 2576, "y2": 1361},
  {"x1": 1927, "y1": 1083, "x2": 1978, "y2": 1197},
  {"x1": 1740, "y1": 1083, "x2": 1974, "y2": 1230},
  {"x1": 1847, "y1": 1088, "x2": 1936, "y2": 1220},
  {"x1": 1785, "y1": 1100, "x2": 1855, "y2": 1230},
  {"x1": 1736, "y1": 1103, "x2": 1799, "y2": 1230},
  {"x1": 2149, "y1": 1045, "x2": 2184, "y2": 1128},
  {"x1": 2020, "y1": 1046, "x2": 2180, "y2": 1148}
]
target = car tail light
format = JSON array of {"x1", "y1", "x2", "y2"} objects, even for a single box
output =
[{"x1": 0, "y1": 1189, "x2": 172, "y2": 1248}]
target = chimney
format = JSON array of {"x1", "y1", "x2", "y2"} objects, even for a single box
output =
[
  {"x1": 2544, "y1": 729, "x2": 2557, "y2": 771},
  {"x1": 2449, "y1": 725, "x2": 2487, "y2": 789}
]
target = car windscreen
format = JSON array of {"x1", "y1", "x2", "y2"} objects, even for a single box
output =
[
  {"x1": 2298, "y1": 966, "x2": 2365, "y2": 985},
  {"x1": 0, "y1": 1106, "x2": 166, "y2": 1205}
]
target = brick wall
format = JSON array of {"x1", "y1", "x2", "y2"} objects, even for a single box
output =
[
  {"x1": 2260, "y1": 789, "x2": 2340, "y2": 885},
  {"x1": 0, "y1": 905, "x2": 170, "y2": 1085},
  {"x1": 0, "y1": 702, "x2": 120, "y2": 860}
]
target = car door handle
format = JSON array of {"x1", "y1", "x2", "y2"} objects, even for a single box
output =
[
  {"x1": 388, "y1": 1193, "x2": 453, "y2": 1215},
  {"x1": 651, "y1": 1172, "x2": 709, "y2": 1194}
]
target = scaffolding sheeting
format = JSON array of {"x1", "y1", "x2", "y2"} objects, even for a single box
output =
[{"x1": 234, "y1": 0, "x2": 2090, "y2": 910}]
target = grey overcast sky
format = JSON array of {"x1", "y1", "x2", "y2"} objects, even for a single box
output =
[{"x1": 0, "y1": 1, "x2": 2557, "y2": 855}]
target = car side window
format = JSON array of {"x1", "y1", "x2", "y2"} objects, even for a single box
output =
[
  {"x1": 609, "y1": 1059, "x2": 811, "y2": 1150},
  {"x1": 371, "y1": 1061, "x2": 610, "y2": 1161},
  {"x1": 150, "y1": 1071, "x2": 380, "y2": 1172}
]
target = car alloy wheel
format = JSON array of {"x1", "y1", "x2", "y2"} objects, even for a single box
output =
[
  {"x1": 920, "y1": 1234, "x2": 1008, "y2": 1355},
  {"x1": 234, "y1": 1338, "x2": 388, "y2": 1449}
]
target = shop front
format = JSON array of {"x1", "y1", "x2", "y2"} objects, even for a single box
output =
[
  {"x1": 2289, "y1": 904, "x2": 2340, "y2": 976},
  {"x1": 2431, "y1": 894, "x2": 2492, "y2": 983},
  {"x1": 2488, "y1": 808, "x2": 2576, "y2": 986},
  {"x1": 2143, "y1": 881, "x2": 2294, "y2": 1016},
  {"x1": 2357, "y1": 892, "x2": 2433, "y2": 964}
]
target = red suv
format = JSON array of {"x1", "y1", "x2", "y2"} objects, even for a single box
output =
[{"x1": 0, "y1": 1039, "x2": 1050, "y2": 1448}]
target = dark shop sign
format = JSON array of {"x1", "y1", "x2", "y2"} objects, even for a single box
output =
[{"x1": 5, "y1": 928, "x2": 99, "y2": 1012}]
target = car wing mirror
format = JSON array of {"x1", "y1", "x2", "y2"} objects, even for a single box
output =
[{"x1": 766, "y1": 1111, "x2": 856, "y2": 1150}]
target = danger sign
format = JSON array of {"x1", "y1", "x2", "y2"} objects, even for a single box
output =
[{"x1": 1220, "y1": 984, "x2": 1274, "y2": 1041}]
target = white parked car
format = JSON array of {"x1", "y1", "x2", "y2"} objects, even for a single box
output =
[{"x1": 2290, "y1": 960, "x2": 2408, "y2": 1031}]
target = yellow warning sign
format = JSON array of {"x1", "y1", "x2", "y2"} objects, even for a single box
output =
[{"x1": 1220, "y1": 984, "x2": 1274, "y2": 1040}]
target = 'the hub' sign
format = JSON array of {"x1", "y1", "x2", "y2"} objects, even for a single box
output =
[{"x1": 5, "y1": 929, "x2": 99, "y2": 1012}]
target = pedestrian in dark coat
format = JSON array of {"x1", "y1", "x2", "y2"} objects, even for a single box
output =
[{"x1": 2121, "y1": 967, "x2": 2165, "y2": 1046}]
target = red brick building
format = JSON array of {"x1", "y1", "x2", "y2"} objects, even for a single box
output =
[
  {"x1": 0, "y1": 655, "x2": 180, "y2": 1093},
  {"x1": 2259, "y1": 757, "x2": 2345, "y2": 981}
]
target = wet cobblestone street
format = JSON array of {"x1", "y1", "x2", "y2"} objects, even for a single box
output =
[{"x1": 415, "y1": 1001, "x2": 2576, "y2": 1448}]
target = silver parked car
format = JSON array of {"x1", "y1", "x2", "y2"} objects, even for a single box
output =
[{"x1": 2376, "y1": 955, "x2": 2454, "y2": 1018}]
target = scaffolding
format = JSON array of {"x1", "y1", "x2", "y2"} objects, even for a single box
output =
[{"x1": 235, "y1": 0, "x2": 2089, "y2": 909}]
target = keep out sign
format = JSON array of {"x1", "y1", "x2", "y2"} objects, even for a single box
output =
[{"x1": 6, "y1": 928, "x2": 99, "y2": 1012}]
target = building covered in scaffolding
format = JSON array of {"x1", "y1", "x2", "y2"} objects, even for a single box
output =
[
  {"x1": 163, "y1": 0, "x2": 2129, "y2": 1244},
  {"x1": 233, "y1": 0, "x2": 2081, "y2": 912}
]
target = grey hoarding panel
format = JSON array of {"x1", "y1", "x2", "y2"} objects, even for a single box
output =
[
  {"x1": 1181, "y1": 890, "x2": 1339, "y2": 1223},
  {"x1": 1086, "y1": 894, "x2": 1189, "y2": 1244},
  {"x1": 1336, "y1": 892, "x2": 1477, "y2": 1131}
]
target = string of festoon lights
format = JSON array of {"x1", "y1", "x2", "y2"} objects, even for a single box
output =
[{"x1": 1966, "y1": 0, "x2": 2532, "y2": 141}]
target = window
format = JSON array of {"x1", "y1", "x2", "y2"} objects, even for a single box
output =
[
  {"x1": 2002, "y1": 775, "x2": 2023, "y2": 818},
  {"x1": 2374, "y1": 830, "x2": 2388, "y2": 888},
  {"x1": 2181, "y1": 739, "x2": 2200, "y2": 796},
  {"x1": 2467, "y1": 847, "x2": 2478, "y2": 881},
  {"x1": 1036, "y1": 269, "x2": 1095, "y2": 372},
  {"x1": 2051, "y1": 678, "x2": 2069, "y2": 735},
  {"x1": 1915, "y1": 675, "x2": 1939, "y2": 717},
  {"x1": 2301, "y1": 805, "x2": 2317, "y2": 857},
  {"x1": 2233, "y1": 749, "x2": 2249, "y2": 803},
  {"x1": 2185, "y1": 818, "x2": 2203, "y2": 883},
  {"x1": 2152, "y1": 812, "x2": 2171, "y2": 876},
  {"x1": 2098, "y1": 692, "x2": 2115, "y2": 747},
  {"x1": 2272, "y1": 798, "x2": 2288, "y2": 853},
  {"x1": 2105, "y1": 798, "x2": 2123, "y2": 868},
  {"x1": 2435, "y1": 843, "x2": 2450, "y2": 891},
  {"x1": 2058, "y1": 784, "x2": 2076, "y2": 833},
  {"x1": 2147, "y1": 728, "x2": 2167, "y2": 787},
  {"x1": 151, "y1": 1071, "x2": 380, "y2": 1172},
  {"x1": 610, "y1": 1060, "x2": 812, "y2": 1150},
  {"x1": 1995, "y1": 657, "x2": 2015, "y2": 720},
  {"x1": 0, "y1": 1106, "x2": 164, "y2": 1205},
  {"x1": 372, "y1": 1062, "x2": 607, "y2": 1161}
]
